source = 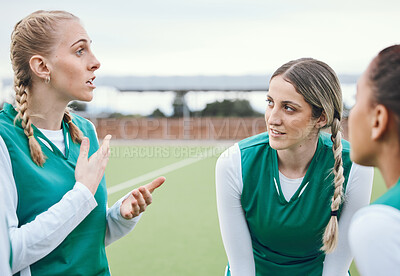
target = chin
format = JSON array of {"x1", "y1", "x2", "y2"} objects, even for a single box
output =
[
  {"x1": 269, "y1": 140, "x2": 287, "y2": 151},
  {"x1": 350, "y1": 151, "x2": 375, "y2": 167},
  {"x1": 79, "y1": 93, "x2": 94, "y2": 102}
]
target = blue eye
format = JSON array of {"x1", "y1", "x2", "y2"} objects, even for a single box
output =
[{"x1": 76, "y1": 48, "x2": 84, "y2": 56}]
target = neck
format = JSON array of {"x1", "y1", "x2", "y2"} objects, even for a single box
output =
[
  {"x1": 26, "y1": 84, "x2": 69, "y2": 130},
  {"x1": 277, "y1": 133, "x2": 319, "y2": 178},
  {"x1": 376, "y1": 140, "x2": 400, "y2": 189}
]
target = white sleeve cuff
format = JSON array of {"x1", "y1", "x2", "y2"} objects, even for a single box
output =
[
  {"x1": 74, "y1": 182, "x2": 97, "y2": 209},
  {"x1": 104, "y1": 192, "x2": 141, "y2": 246}
]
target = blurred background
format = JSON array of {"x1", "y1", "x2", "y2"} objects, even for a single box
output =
[
  {"x1": 1, "y1": 0, "x2": 399, "y2": 121},
  {"x1": 0, "y1": 1, "x2": 396, "y2": 275}
]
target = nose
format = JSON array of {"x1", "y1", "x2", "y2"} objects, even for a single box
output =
[
  {"x1": 266, "y1": 106, "x2": 282, "y2": 126},
  {"x1": 89, "y1": 52, "x2": 101, "y2": 71}
]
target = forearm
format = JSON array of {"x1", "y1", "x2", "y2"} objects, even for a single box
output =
[
  {"x1": 105, "y1": 193, "x2": 142, "y2": 246},
  {"x1": 8, "y1": 183, "x2": 96, "y2": 273}
]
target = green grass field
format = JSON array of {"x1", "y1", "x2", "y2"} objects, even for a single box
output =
[{"x1": 104, "y1": 144, "x2": 387, "y2": 276}]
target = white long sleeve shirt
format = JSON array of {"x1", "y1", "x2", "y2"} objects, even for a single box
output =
[
  {"x1": 0, "y1": 129, "x2": 140, "y2": 275},
  {"x1": 0, "y1": 181, "x2": 12, "y2": 276},
  {"x1": 349, "y1": 204, "x2": 400, "y2": 276},
  {"x1": 216, "y1": 143, "x2": 374, "y2": 276}
]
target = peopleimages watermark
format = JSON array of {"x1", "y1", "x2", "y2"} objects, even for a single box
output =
[
  {"x1": 89, "y1": 117, "x2": 267, "y2": 140},
  {"x1": 109, "y1": 145, "x2": 228, "y2": 159}
]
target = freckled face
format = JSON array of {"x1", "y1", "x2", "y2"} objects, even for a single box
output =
[
  {"x1": 265, "y1": 75, "x2": 319, "y2": 151},
  {"x1": 47, "y1": 20, "x2": 101, "y2": 103},
  {"x1": 348, "y1": 66, "x2": 377, "y2": 166}
]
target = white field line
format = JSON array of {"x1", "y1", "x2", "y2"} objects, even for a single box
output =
[{"x1": 107, "y1": 147, "x2": 223, "y2": 195}]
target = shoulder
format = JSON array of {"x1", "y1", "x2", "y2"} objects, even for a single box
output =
[
  {"x1": 216, "y1": 143, "x2": 241, "y2": 172},
  {"x1": 70, "y1": 112, "x2": 95, "y2": 130},
  {"x1": 216, "y1": 143, "x2": 243, "y2": 194},
  {"x1": 69, "y1": 112, "x2": 97, "y2": 137},
  {"x1": 373, "y1": 181, "x2": 400, "y2": 209},
  {"x1": 238, "y1": 132, "x2": 270, "y2": 151},
  {"x1": 349, "y1": 205, "x2": 400, "y2": 260},
  {"x1": 0, "y1": 104, "x2": 16, "y2": 130},
  {"x1": 350, "y1": 204, "x2": 400, "y2": 244},
  {"x1": 319, "y1": 131, "x2": 350, "y2": 153},
  {"x1": 319, "y1": 132, "x2": 352, "y2": 171},
  {"x1": 0, "y1": 105, "x2": 23, "y2": 143},
  {"x1": 349, "y1": 204, "x2": 400, "y2": 272}
]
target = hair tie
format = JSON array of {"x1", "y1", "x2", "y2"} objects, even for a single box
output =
[
  {"x1": 67, "y1": 120, "x2": 72, "y2": 124},
  {"x1": 28, "y1": 135, "x2": 34, "y2": 139},
  {"x1": 331, "y1": 210, "x2": 338, "y2": 217},
  {"x1": 333, "y1": 111, "x2": 341, "y2": 120}
]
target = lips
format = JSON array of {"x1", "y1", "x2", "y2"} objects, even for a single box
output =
[
  {"x1": 270, "y1": 128, "x2": 285, "y2": 135},
  {"x1": 86, "y1": 76, "x2": 95, "y2": 85},
  {"x1": 86, "y1": 76, "x2": 96, "y2": 88},
  {"x1": 268, "y1": 128, "x2": 286, "y2": 138}
]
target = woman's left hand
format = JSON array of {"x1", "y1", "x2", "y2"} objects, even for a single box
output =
[{"x1": 120, "y1": 176, "x2": 166, "y2": 219}]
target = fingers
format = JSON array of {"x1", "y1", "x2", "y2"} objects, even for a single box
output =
[
  {"x1": 132, "y1": 189, "x2": 147, "y2": 212},
  {"x1": 129, "y1": 194, "x2": 141, "y2": 217},
  {"x1": 99, "y1": 134, "x2": 112, "y2": 158},
  {"x1": 143, "y1": 176, "x2": 166, "y2": 193},
  {"x1": 120, "y1": 177, "x2": 165, "y2": 219},
  {"x1": 121, "y1": 190, "x2": 145, "y2": 219},
  {"x1": 76, "y1": 135, "x2": 112, "y2": 195},
  {"x1": 77, "y1": 137, "x2": 90, "y2": 162},
  {"x1": 139, "y1": 186, "x2": 152, "y2": 205}
]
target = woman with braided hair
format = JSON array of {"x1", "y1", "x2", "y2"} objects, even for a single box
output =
[
  {"x1": 216, "y1": 58, "x2": 374, "y2": 275},
  {"x1": 348, "y1": 45, "x2": 400, "y2": 275},
  {"x1": 0, "y1": 10, "x2": 165, "y2": 275}
]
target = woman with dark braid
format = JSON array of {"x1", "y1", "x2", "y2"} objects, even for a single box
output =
[
  {"x1": 0, "y1": 10, "x2": 165, "y2": 275},
  {"x1": 216, "y1": 58, "x2": 374, "y2": 275},
  {"x1": 348, "y1": 45, "x2": 400, "y2": 275}
]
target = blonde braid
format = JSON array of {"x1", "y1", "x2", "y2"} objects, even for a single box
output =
[
  {"x1": 14, "y1": 78, "x2": 46, "y2": 166},
  {"x1": 321, "y1": 118, "x2": 344, "y2": 253},
  {"x1": 63, "y1": 109, "x2": 83, "y2": 144}
]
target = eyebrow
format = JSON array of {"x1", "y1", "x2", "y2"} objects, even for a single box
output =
[
  {"x1": 70, "y1": 38, "x2": 92, "y2": 48},
  {"x1": 267, "y1": 95, "x2": 302, "y2": 108}
]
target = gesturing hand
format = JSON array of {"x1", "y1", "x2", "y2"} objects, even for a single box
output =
[
  {"x1": 120, "y1": 176, "x2": 166, "y2": 219},
  {"x1": 75, "y1": 135, "x2": 112, "y2": 195}
]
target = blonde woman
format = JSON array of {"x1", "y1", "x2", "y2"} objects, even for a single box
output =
[
  {"x1": 348, "y1": 45, "x2": 400, "y2": 275},
  {"x1": 216, "y1": 58, "x2": 374, "y2": 275},
  {"x1": 0, "y1": 10, "x2": 165, "y2": 275}
]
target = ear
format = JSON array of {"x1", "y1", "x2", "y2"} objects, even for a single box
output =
[
  {"x1": 371, "y1": 104, "x2": 389, "y2": 140},
  {"x1": 29, "y1": 55, "x2": 50, "y2": 81},
  {"x1": 316, "y1": 111, "x2": 328, "y2": 129}
]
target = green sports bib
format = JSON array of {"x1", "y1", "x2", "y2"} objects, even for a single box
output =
[
  {"x1": 0, "y1": 103, "x2": 110, "y2": 276},
  {"x1": 239, "y1": 132, "x2": 352, "y2": 275},
  {"x1": 373, "y1": 178, "x2": 400, "y2": 209}
]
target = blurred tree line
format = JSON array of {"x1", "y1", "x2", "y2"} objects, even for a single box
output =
[
  {"x1": 64, "y1": 97, "x2": 262, "y2": 118},
  {"x1": 154, "y1": 98, "x2": 262, "y2": 118}
]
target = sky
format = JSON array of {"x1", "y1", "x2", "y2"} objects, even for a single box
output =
[{"x1": 0, "y1": 0, "x2": 399, "y2": 79}]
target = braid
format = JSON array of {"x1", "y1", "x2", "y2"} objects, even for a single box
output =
[
  {"x1": 63, "y1": 109, "x2": 83, "y2": 144},
  {"x1": 14, "y1": 79, "x2": 46, "y2": 166},
  {"x1": 321, "y1": 118, "x2": 344, "y2": 253}
]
